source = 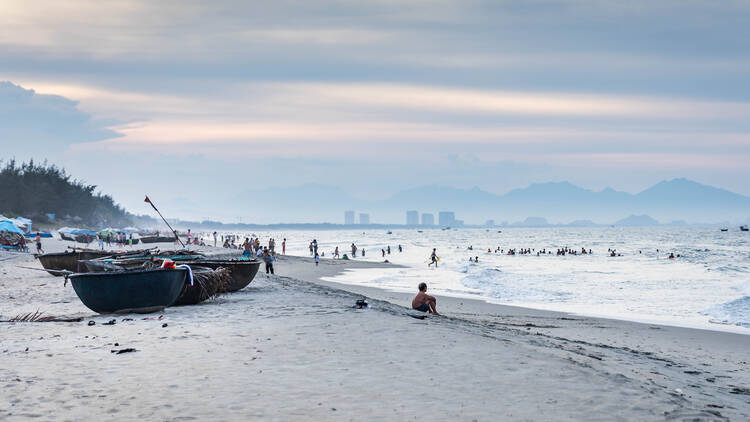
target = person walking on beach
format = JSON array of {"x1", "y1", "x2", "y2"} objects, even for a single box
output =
[
  {"x1": 412, "y1": 282, "x2": 439, "y2": 315},
  {"x1": 213, "y1": 231, "x2": 217, "y2": 247},
  {"x1": 35, "y1": 233, "x2": 43, "y2": 254},
  {"x1": 263, "y1": 249, "x2": 275, "y2": 274},
  {"x1": 351, "y1": 243, "x2": 357, "y2": 258},
  {"x1": 334, "y1": 246, "x2": 339, "y2": 258},
  {"x1": 282, "y1": 238, "x2": 286, "y2": 255},
  {"x1": 315, "y1": 252, "x2": 320, "y2": 266},
  {"x1": 428, "y1": 248, "x2": 439, "y2": 267}
]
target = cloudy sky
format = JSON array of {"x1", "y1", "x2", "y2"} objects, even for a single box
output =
[{"x1": 1, "y1": 0, "x2": 749, "y2": 221}]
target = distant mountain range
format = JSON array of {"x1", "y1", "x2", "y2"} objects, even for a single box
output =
[{"x1": 227, "y1": 178, "x2": 750, "y2": 225}]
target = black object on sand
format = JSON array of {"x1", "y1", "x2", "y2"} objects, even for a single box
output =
[
  {"x1": 111, "y1": 348, "x2": 137, "y2": 354},
  {"x1": 354, "y1": 299, "x2": 368, "y2": 309}
]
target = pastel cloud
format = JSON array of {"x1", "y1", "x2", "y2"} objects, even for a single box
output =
[{"x1": 1, "y1": 0, "x2": 749, "y2": 204}]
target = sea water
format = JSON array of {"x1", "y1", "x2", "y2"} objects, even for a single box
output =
[{"x1": 218, "y1": 227, "x2": 750, "y2": 333}]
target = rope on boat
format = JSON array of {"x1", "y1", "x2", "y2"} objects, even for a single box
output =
[{"x1": 176, "y1": 264, "x2": 194, "y2": 285}]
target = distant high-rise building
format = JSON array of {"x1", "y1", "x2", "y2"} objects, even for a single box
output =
[
  {"x1": 359, "y1": 213, "x2": 370, "y2": 225},
  {"x1": 344, "y1": 210, "x2": 355, "y2": 225},
  {"x1": 438, "y1": 211, "x2": 455, "y2": 227},
  {"x1": 421, "y1": 213, "x2": 434, "y2": 226},
  {"x1": 406, "y1": 210, "x2": 419, "y2": 225}
]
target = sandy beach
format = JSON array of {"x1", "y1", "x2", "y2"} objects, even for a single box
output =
[{"x1": 1, "y1": 239, "x2": 749, "y2": 421}]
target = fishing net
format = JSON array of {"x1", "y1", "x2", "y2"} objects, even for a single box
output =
[{"x1": 173, "y1": 266, "x2": 231, "y2": 306}]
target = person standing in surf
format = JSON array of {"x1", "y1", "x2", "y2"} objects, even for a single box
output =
[{"x1": 428, "y1": 248, "x2": 439, "y2": 267}]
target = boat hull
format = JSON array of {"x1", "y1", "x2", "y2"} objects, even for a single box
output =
[
  {"x1": 37, "y1": 251, "x2": 113, "y2": 275},
  {"x1": 140, "y1": 236, "x2": 176, "y2": 244},
  {"x1": 70, "y1": 268, "x2": 187, "y2": 313},
  {"x1": 181, "y1": 260, "x2": 261, "y2": 292}
]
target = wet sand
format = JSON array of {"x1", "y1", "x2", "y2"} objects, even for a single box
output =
[{"x1": 1, "y1": 239, "x2": 748, "y2": 421}]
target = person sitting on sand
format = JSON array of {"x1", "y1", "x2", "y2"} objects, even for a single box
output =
[{"x1": 412, "y1": 282, "x2": 439, "y2": 315}]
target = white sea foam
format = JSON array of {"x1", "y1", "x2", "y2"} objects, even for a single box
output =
[{"x1": 214, "y1": 227, "x2": 750, "y2": 333}]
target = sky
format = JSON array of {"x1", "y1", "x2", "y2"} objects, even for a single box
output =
[{"x1": 1, "y1": 0, "x2": 749, "y2": 222}]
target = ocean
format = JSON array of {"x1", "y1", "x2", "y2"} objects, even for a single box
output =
[{"x1": 214, "y1": 227, "x2": 750, "y2": 333}]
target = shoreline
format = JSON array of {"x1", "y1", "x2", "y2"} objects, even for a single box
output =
[
  {"x1": 2, "y1": 242, "x2": 749, "y2": 419},
  {"x1": 281, "y1": 252, "x2": 750, "y2": 337}
]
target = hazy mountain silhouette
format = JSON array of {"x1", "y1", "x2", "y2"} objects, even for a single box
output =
[
  {"x1": 236, "y1": 179, "x2": 750, "y2": 224},
  {"x1": 614, "y1": 215, "x2": 660, "y2": 226}
]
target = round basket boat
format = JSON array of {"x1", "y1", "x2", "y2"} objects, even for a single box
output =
[{"x1": 70, "y1": 267, "x2": 187, "y2": 313}]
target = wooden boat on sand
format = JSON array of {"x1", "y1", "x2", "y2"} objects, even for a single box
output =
[
  {"x1": 36, "y1": 250, "x2": 113, "y2": 276},
  {"x1": 140, "y1": 235, "x2": 178, "y2": 244},
  {"x1": 69, "y1": 268, "x2": 187, "y2": 313},
  {"x1": 179, "y1": 259, "x2": 261, "y2": 292}
]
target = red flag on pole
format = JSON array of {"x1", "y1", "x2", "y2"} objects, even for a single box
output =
[{"x1": 144, "y1": 196, "x2": 151, "y2": 204}]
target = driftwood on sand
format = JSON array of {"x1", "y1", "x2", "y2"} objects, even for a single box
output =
[{"x1": 1, "y1": 310, "x2": 83, "y2": 323}]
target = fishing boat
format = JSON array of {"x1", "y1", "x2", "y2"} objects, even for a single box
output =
[
  {"x1": 741, "y1": 225, "x2": 749, "y2": 232},
  {"x1": 36, "y1": 250, "x2": 113, "y2": 275},
  {"x1": 720, "y1": 228, "x2": 728, "y2": 232},
  {"x1": 89, "y1": 250, "x2": 204, "y2": 269},
  {"x1": 87, "y1": 250, "x2": 260, "y2": 292},
  {"x1": 24, "y1": 232, "x2": 53, "y2": 238},
  {"x1": 58, "y1": 227, "x2": 77, "y2": 241},
  {"x1": 140, "y1": 235, "x2": 177, "y2": 244},
  {"x1": 179, "y1": 259, "x2": 261, "y2": 292},
  {"x1": 72, "y1": 229, "x2": 99, "y2": 243},
  {"x1": 69, "y1": 267, "x2": 187, "y2": 313}
]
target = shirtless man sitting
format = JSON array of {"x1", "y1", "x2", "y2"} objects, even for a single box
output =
[{"x1": 412, "y1": 282, "x2": 439, "y2": 315}]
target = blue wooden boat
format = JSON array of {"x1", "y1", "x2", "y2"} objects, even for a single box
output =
[
  {"x1": 69, "y1": 268, "x2": 187, "y2": 313},
  {"x1": 24, "y1": 232, "x2": 53, "y2": 238}
]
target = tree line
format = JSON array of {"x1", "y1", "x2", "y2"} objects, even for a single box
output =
[{"x1": 0, "y1": 159, "x2": 132, "y2": 227}]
